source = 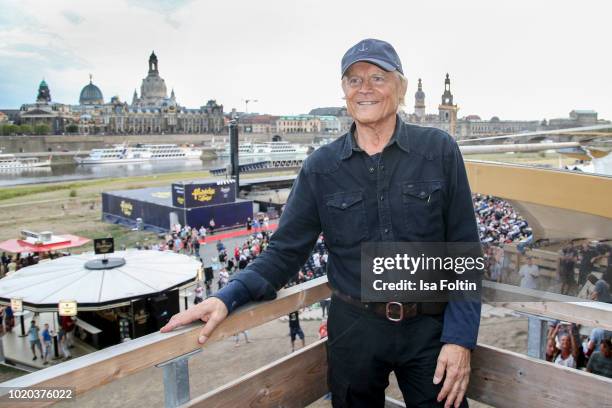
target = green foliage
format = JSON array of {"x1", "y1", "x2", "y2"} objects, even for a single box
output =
[
  {"x1": 69, "y1": 189, "x2": 77, "y2": 197},
  {"x1": 34, "y1": 123, "x2": 51, "y2": 135},
  {"x1": 1, "y1": 124, "x2": 19, "y2": 136},
  {"x1": 18, "y1": 124, "x2": 33, "y2": 135},
  {"x1": 66, "y1": 124, "x2": 79, "y2": 134}
]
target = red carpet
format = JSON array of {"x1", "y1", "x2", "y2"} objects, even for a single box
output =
[{"x1": 199, "y1": 223, "x2": 278, "y2": 244}]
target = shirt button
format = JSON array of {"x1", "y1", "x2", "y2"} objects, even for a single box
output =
[
  {"x1": 380, "y1": 196, "x2": 384, "y2": 201},
  {"x1": 419, "y1": 191, "x2": 426, "y2": 198},
  {"x1": 380, "y1": 165, "x2": 384, "y2": 171},
  {"x1": 341, "y1": 203, "x2": 347, "y2": 208},
  {"x1": 384, "y1": 228, "x2": 389, "y2": 233},
  {"x1": 369, "y1": 167, "x2": 374, "y2": 173}
]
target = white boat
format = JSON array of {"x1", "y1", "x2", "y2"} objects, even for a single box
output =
[
  {"x1": 217, "y1": 141, "x2": 309, "y2": 158},
  {"x1": 75, "y1": 143, "x2": 202, "y2": 165},
  {"x1": 0, "y1": 151, "x2": 52, "y2": 170}
]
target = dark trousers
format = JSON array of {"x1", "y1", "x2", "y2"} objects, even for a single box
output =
[{"x1": 327, "y1": 296, "x2": 469, "y2": 408}]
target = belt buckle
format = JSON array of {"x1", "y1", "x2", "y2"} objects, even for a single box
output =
[{"x1": 385, "y1": 302, "x2": 403, "y2": 322}]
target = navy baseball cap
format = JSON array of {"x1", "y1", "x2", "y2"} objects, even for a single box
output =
[{"x1": 341, "y1": 38, "x2": 403, "y2": 77}]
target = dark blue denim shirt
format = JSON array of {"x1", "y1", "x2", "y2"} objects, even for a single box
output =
[{"x1": 214, "y1": 115, "x2": 482, "y2": 349}]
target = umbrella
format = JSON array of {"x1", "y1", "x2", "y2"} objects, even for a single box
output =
[
  {"x1": 0, "y1": 234, "x2": 90, "y2": 254},
  {"x1": 0, "y1": 250, "x2": 199, "y2": 311}
]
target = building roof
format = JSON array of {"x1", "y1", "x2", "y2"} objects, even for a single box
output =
[{"x1": 79, "y1": 80, "x2": 104, "y2": 105}]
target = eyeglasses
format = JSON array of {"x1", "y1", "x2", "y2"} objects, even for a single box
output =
[{"x1": 344, "y1": 73, "x2": 389, "y2": 90}]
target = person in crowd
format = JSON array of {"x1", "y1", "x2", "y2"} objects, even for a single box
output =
[
  {"x1": 218, "y1": 268, "x2": 229, "y2": 291},
  {"x1": 288, "y1": 310, "x2": 305, "y2": 352},
  {"x1": 41, "y1": 323, "x2": 53, "y2": 365},
  {"x1": 558, "y1": 248, "x2": 577, "y2": 295},
  {"x1": 552, "y1": 324, "x2": 580, "y2": 368},
  {"x1": 3, "y1": 305, "x2": 14, "y2": 332},
  {"x1": 209, "y1": 218, "x2": 216, "y2": 235},
  {"x1": 233, "y1": 330, "x2": 250, "y2": 347},
  {"x1": 519, "y1": 256, "x2": 539, "y2": 290},
  {"x1": 590, "y1": 277, "x2": 611, "y2": 303},
  {"x1": 28, "y1": 320, "x2": 44, "y2": 361},
  {"x1": 586, "y1": 327, "x2": 612, "y2": 358},
  {"x1": 319, "y1": 298, "x2": 331, "y2": 319},
  {"x1": 587, "y1": 338, "x2": 612, "y2": 378},
  {"x1": 58, "y1": 327, "x2": 71, "y2": 360},
  {"x1": 194, "y1": 283, "x2": 204, "y2": 305}
]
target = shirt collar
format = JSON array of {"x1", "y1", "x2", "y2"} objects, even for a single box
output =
[{"x1": 340, "y1": 114, "x2": 410, "y2": 160}]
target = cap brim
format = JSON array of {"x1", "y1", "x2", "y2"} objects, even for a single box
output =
[{"x1": 342, "y1": 58, "x2": 397, "y2": 77}]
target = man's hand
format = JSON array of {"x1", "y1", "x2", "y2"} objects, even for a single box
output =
[
  {"x1": 433, "y1": 343, "x2": 471, "y2": 408},
  {"x1": 160, "y1": 297, "x2": 228, "y2": 345}
]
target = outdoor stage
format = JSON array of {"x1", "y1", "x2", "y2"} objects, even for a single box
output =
[{"x1": 102, "y1": 180, "x2": 253, "y2": 232}]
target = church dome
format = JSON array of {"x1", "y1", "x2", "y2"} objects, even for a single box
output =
[{"x1": 79, "y1": 77, "x2": 104, "y2": 105}]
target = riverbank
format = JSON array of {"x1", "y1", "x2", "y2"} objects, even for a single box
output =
[{"x1": 0, "y1": 169, "x2": 297, "y2": 250}]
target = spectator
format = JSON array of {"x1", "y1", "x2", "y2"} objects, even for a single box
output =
[
  {"x1": 586, "y1": 328, "x2": 612, "y2": 358},
  {"x1": 41, "y1": 323, "x2": 52, "y2": 365},
  {"x1": 288, "y1": 310, "x2": 305, "y2": 352},
  {"x1": 58, "y1": 327, "x2": 71, "y2": 360},
  {"x1": 4, "y1": 305, "x2": 14, "y2": 332},
  {"x1": 218, "y1": 268, "x2": 229, "y2": 291},
  {"x1": 590, "y1": 278, "x2": 611, "y2": 303},
  {"x1": 554, "y1": 328, "x2": 580, "y2": 368},
  {"x1": 519, "y1": 256, "x2": 539, "y2": 290},
  {"x1": 28, "y1": 320, "x2": 43, "y2": 361},
  {"x1": 587, "y1": 338, "x2": 612, "y2": 378},
  {"x1": 233, "y1": 331, "x2": 250, "y2": 347},
  {"x1": 194, "y1": 284, "x2": 204, "y2": 305}
]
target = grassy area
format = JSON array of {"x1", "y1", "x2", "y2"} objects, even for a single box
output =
[
  {"x1": 0, "y1": 363, "x2": 28, "y2": 382},
  {"x1": 77, "y1": 224, "x2": 160, "y2": 252}
]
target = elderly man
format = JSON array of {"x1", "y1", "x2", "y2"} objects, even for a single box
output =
[{"x1": 161, "y1": 38, "x2": 480, "y2": 407}]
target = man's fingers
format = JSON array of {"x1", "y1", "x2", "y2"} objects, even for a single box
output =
[
  {"x1": 453, "y1": 378, "x2": 469, "y2": 408},
  {"x1": 197, "y1": 315, "x2": 222, "y2": 344},
  {"x1": 437, "y1": 366, "x2": 457, "y2": 402},
  {"x1": 433, "y1": 356, "x2": 447, "y2": 385},
  {"x1": 444, "y1": 376, "x2": 462, "y2": 408},
  {"x1": 160, "y1": 305, "x2": 207, "y2": 333}
]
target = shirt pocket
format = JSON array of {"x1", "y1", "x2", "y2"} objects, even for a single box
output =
[
  {"x1": 324, "y1": 191, "x2": 367, "y2": 247},
  {"x1": 401, "y1": 180, "x2": 445, "y2": 240}
]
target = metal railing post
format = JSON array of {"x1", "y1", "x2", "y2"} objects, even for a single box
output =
[
  {"x1": 527, "y1": 316, "x2": 548, "y2": 359},
  {"x1": 156, "y1": 349, "x2": 202, "y2": 407}
]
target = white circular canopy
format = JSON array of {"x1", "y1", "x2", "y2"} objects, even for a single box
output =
[{"x1": 0, "y1": 250, "x2": 199, "y2": 311}]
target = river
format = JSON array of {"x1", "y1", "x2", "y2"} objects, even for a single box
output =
[{"x1": 0, "y1": 151, "x2": 610, "y2": 187}]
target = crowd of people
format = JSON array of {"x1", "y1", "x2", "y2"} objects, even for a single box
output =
[
  {"x1": 0, "y1": 251, "x2": 68, "y2": 278},
  {"x1": 545, "y1": 322, "x2": 611, "y2": 378}
]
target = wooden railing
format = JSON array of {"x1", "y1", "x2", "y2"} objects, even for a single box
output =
[{"x1": 1, "y1": 277, "x2": 611, "y2": 408}]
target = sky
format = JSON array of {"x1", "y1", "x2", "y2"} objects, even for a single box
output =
[{"x1": 0, "y1": 0, "x2": 610, "y2": 121}]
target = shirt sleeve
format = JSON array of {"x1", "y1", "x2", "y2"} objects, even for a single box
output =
[
  {"x1": 212, "y1": 164, "x2": 322, "y2": 314},
  {"x1": 440, "y1": 139, "x2": 482, "y2": 350}
]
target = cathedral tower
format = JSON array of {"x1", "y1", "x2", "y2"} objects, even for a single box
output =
[{"x1": 438, "y1": 73, "x2": 458, "y2": 136}]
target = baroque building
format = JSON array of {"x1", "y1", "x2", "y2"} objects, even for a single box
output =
[{"x1": 16, "y1": 52, "x2": 224, "y2": 135}]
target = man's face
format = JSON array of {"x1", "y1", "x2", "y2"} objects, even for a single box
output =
[{"x1": 342, "y1": 62, "x2": 402, "y2": 126}]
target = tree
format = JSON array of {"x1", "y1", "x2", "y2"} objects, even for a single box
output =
[
  {"x1": 1, "y1": 124, "x2": 19, "y2": 136},
  {"x1": 34, "y1": 123, "x2": 51, "y2": 135},
  {"x1": 18, "y1": 124, "x2": 33, "y2": 135},
  {"x1": 66, "y1": 124, "x2": 79, "y2": 134}
]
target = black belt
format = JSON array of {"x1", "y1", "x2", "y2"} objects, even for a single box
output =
[{"x1": 332, "y1": 290, "x2": 446, "y2": 322}]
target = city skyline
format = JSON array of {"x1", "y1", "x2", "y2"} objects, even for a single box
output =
[{"x1": 1, "y1": 0, "x2": 611, "y2": 121}]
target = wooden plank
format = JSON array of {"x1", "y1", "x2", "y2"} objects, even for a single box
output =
[
  {"x1": 183, "y1": 340, "x2": 328, "y2": 408},
  {"x1": 0, "y1": 276, "x2": 332, "y2": 407},
  {"x1": 468, "y1": 344, "x2": 612, "y2": 408},
  {"x1": 186, "y1": 340, "x2": 612, "y2": 408},
  {"x1": 483, "y1": 281, "x2": 612, "y2": 330}
]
